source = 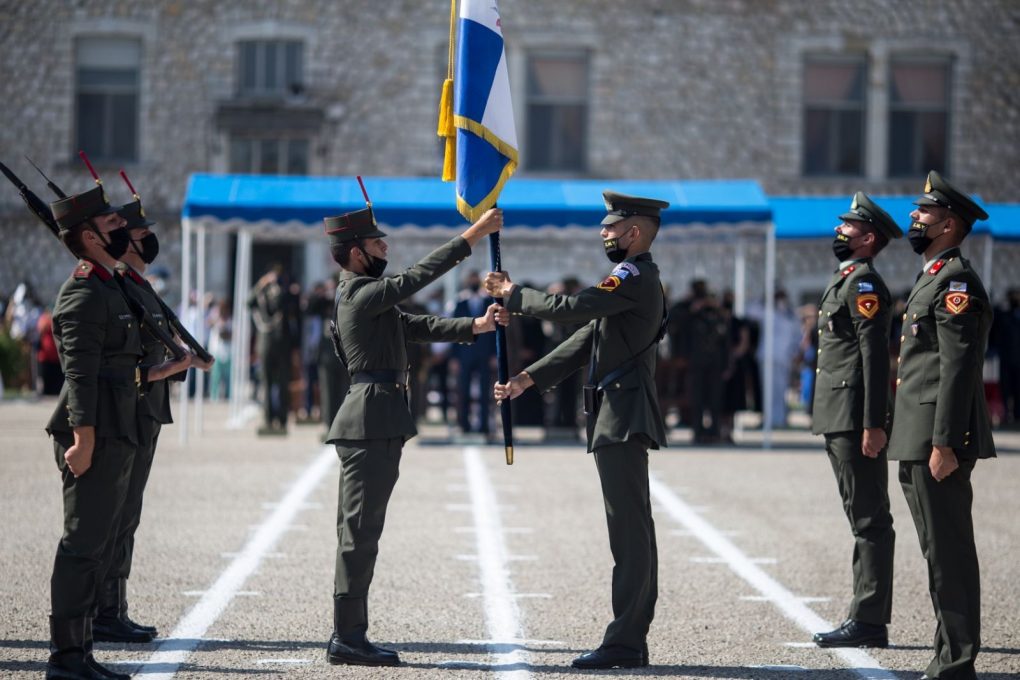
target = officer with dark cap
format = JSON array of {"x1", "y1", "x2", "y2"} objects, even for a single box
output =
[
  {"x1": 811, "y1": 192, "x2": 902, "y2": 649},
  {"x1": 889, "y1": 171, "x2": 994, "y2": 680},
  {"x1": 323, "y1": 195, "x2": 506, "y2": 667},
  {"x1": 486, "y1": 191, "x2": 668, "y2": 670},
  {"x1": 44, "y1": 186, "x2": 191, "y2": 679},
  {"x1": 90, "y1": 193, "x2": 213, "y2": 644},
  {"x1": 248, "y1": 262, "x2": 298, "y2": 435}
]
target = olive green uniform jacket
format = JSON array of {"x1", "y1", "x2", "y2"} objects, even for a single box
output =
[
  {"x1": 506, "y1": 253, "x2": 667, "y2": 452},
  {"x1": 46, "y1": 259, "x2": 143, "y2": 444},
  {"x1": 120, "y1": 267, "x2": 174, "y2": 424},
  {"x1": 326, "y1": 236, "x2": 477, "y2": 443},
  {"x1": 811, "y1": 259, "x2": 892, "y2": 435},
  {"x1": 889, "y1": 248, "x2": 995, "y2": 461}
]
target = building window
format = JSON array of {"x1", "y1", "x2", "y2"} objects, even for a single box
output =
[
  {"x1": 238, "y1": 40, "x2": 304, "y2": 96},
  {"x1": 75, "y1": 38, "x2": 141, "y2": 162},
  {"x1": 229, "y1": 137, "x2": 309, "y2": 175},
  {"x1": 802, "y1": 55, "x2": 867, "y2": 176},
  {"x1": 888, "y1": 58, "x2": 950, "y2": 177},
  {"x1": 525, "y1": 51, "x2": 589, "y2": 172}
]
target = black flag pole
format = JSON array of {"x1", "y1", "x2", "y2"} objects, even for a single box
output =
[{"x1": 488, "y1": 227, "x2": 514, "y2": 465}]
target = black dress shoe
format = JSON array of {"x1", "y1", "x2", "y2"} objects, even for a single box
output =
[
  {"x1": 91, "y1": 616, "x2": 156, "y2": 644},
  {"x1": 813, "y1": 619, "x2": 888, "y2": 648},
  {"x1": 572, "y1": 645, "x2": 647, "y2": 669},
  {"x1": 326, "y1": 634, "x2": 400, "y2": 666}
]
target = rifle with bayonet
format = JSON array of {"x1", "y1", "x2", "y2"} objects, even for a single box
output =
[{"x1": 0, "y1": 158, "x2": 188, "y2": 362}]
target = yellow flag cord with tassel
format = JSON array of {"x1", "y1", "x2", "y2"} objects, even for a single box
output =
[{"x1": 438, "y1": 0, "x2": 457, "y2": 181}]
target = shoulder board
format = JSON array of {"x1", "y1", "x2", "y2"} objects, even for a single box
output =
[
  {"x1": 840, "y1": 264, "x2": 856, "y2": 278},
  {"x1": 71, "y1": 259, "x2": 112, "y2": 282},
  {"x1": 928, "y1": 259, "x2": 946, "y2": 276}
]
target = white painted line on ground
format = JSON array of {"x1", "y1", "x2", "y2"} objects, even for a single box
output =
[
  {"x1": 463, "y1": 446, "x2": 531, "y2": 678},
  {"x1": 463, "y1": 593, "x2": 551, "y2": 599},
  {"x1": 458, "y1": 638, "x2": 563, "y2": 646},
  {"x1": 141, "y1": 445, "x2": 336, "y2": 680},
  {"x1": 254, "y1": 658, "x2": 312, "y2": 665},
  {"x1": 180, "y1": 590, "x2": 261, "y2": 597},
  {"x1": 649, "y1": 473, "x2": 897, "y2": 680}
]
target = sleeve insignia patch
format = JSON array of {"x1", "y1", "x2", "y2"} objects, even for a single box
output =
[
  {"x1": 597, "y1": 275, "x2": 622, "y2": 292},
  {"x1": 945, "y1": 291, "x2": 970, "y2": 314},
  {"x1": 856, "y1": 293, "x2": 879, "y2": 319},
  {"x1": 841, "y1": 264, "x2": 856, "y2": 277},
  {"x1": 73, "y1": 260, "x2": 94, "y2": 279},
  {"x1": 949, "y1": 281, "x2": 968, "y2": 292},
  {"x1": 928, "y1": 260, "x2": 946, "y2": 275},
  {"x1": 857, "y1": 281, "x2": 874, "y2": 293},
  {"x1": 611, "y1": 262, "x2": 640, "y2": 280}
]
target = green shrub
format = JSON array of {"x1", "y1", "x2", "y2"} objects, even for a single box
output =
[{"x1": 0, "y1": 331, "x2": 27, "y2": 386}]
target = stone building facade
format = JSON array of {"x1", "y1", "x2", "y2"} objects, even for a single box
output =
[{"x1": 1, "y1": 0, "x2": 1017, "y2": 306}]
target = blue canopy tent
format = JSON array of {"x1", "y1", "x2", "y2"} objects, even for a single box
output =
[{"x1": 179, "y1": 175, "x2": 781, "y2": 440}]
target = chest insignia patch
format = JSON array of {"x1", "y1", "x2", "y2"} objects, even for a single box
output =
[
  {"x1": 949, "y1": 281, "x2": 968, "y2": 292},
  {"x1": 856, "y1": 293, "x2": 879, "y2": 319},
  {"x1": 945, "y1": 291, "x2": 970, "y2": 315},
  {"x1": 597, "y1": 275, "x2": 621, "y2": 292},
  {"x1": 857, "y1": 281, "x2": 874, "y2": 293},
  {"x1": 928, "y1": 260, "x2": 946, "y2": 275}
]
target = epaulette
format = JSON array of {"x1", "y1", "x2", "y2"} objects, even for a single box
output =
[{"x1": 72, "y1": 259, "x2": 112, "y2": 282}]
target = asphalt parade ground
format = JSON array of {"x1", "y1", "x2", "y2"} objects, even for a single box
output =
[{"x1": 1, "y1": 399, "x2": 1018, "y2": 679}]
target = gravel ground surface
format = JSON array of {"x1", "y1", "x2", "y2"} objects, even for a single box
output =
[{"x1": 1, "y1": 399, "x2": 1018, "y2": 679}]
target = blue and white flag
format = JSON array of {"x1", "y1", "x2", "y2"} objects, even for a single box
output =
[{"x1": 453, "y1": 0, "x2": 518, "y2": 221}]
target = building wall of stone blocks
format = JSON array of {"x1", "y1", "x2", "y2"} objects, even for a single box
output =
[{"x1": 1, "y1": 0, "x2": 1017, "y2": 304}]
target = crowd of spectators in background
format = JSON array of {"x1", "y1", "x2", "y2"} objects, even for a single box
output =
[{"x1": 3, "y1": 272, "x2": 1020, "y2": 440}]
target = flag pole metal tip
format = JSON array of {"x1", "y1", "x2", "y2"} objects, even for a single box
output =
[{"x1": 505, "y1": 446, "x2": 513, "y2": 465}]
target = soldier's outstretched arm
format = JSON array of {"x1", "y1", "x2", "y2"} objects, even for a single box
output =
[
  {"x1": 485, "y1": 269, "x2": 638, "y2": 325},
  {"x1": 401, "y1": 303, "x2": 508, "y2": 343},
  {"x1": 521, "y1": 321, "x2": 594, "y2": 393},
  {"x1": 352, "y1": 210, "x2": 502, "y2": 314}
]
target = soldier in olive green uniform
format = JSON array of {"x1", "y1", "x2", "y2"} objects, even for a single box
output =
[
  {"x1": 44, "y1": 187, "x2": 190, "y2": 680},
  {"x1": 249, "y1": 265, "x2": 296, "y2": 434},
  {"x1": 487, "y1": 192, "x2": 668, "y2": 670},
  {"x1": 890, "y1": 172, "x2": 994, "y2": 680},
  {"x1": 92, "y1": 197, "x2": 213, "y2": 644},
  {"x1": 810, "y1": 192, "x2": 902, "y2": 649},
  {"x1": 322, "y1": 200, "x2": 505, "y2": 666}
]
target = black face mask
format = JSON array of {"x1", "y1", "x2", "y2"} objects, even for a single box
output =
[
  {"x1": 355, "y1": 241, "x2": 387, "y2": 278},
  {"x1": 132, "y1": 233, "x2": 160, "y2": 264},
  {"x1": 604, "y1": 237, "x2": 629, "y2": 263},
  {"x1": 907, "y1": 220, "x2": 938, "y2": 255},
  {"x1": 831, "y1": 233, "x2": 856, "y2": 262},
  {"x1": 95, "y1": 225, "x2": 131, "y2": 260}
]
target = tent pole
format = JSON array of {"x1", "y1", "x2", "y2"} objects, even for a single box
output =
[
  {"x1": 229, "y1": 229, "x2": 253, "y2": 427},
  {"x1": 763, "y1": 221, "x2": 776, "y2": 449},
  {"x1": 734, "y1": 236, "x2": 746, "y2": 316},
  {"x1": 178, "y1": 217, "x2": 192, "y2": 445},
  {"x1": 982, "y1": 233, "x2": 994, "y2": 302},
  {"x1": 194, "y1": 223, "x2": 207, "y2": 435}
]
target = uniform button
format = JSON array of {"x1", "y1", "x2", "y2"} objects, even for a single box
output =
[
  {"x1": 964, "y1": 440, "x2": 970, "y2": 446},
  {"x1": 912, "y1": 313, "x2": 918, "y2": 320},
  {"x1": 900, "y1": 335, "x2": 905, "y2": 343},
  {"x1": 897, "y1": 357, "x2": 901, "y2": 363},
  {"x1": 614, "y1": 383, "x2": 620, "y2": 388},
  {"x1": 841, "y1": 380, "x2": 847, "y2": 387},
  {"x1": 902, "y1": 313, "x2": 907, "y2": 321},
  {"x1": 965, "y1": 431, "x2": 970, "y2": 436},
  {"x1": 815, "y1": 368, "x2": 820, "y2": 374},
  {"x1": 826, "y1": 312, "x2": 832, "y2": 317},
  {"x1": 817, "y1": 329, "x2": 822, "y2": 336}
]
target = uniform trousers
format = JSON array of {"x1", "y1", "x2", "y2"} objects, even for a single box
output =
[
  {"x1": 334, "y1": 438, "x2": 403, "y2": 598},
  {"x1": 900, "y1": 459, "x2": 980, "y2": 680},
  {"x1": 824, "y1": 432, "x2": 895, "y2": 625},
  {"x1": 107, "y1": 417, "x2": 161, "y2": 580},
  {"x1": 593, "y1": 440, "x2": 658, "y2": 651},
  {"x1": 51, "y1": 436, "x2": 135, "y2": 617}
]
